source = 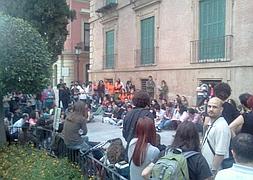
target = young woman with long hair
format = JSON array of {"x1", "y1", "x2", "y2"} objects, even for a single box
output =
[
  {"x1": 63, "y1": 100, "x2": 88, "y2": 149},
  {"x1": 128, "y1": 117, "x2": 160, "y2": 180},
  {"x1": 171, "y1": 121, "x2": 212, "y2": 180}
]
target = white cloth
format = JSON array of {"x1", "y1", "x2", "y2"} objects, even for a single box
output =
[
  {"x1": 215, "y1": 163, "x2": 253, "y2": 180},
  {"x1": 10, "y1": 118, "x2": 24, "y2": 134},
  {"x1": 201, "y1": 116, "x2": 231, "y2": 169}
]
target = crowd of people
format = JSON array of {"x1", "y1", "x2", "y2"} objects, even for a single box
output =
[
  {"x1": 2, "y1": 77, "x2": 253, "y2": 179},
  {"x1": 123, "y1": 82, "x2": 253, "y2": 179}
]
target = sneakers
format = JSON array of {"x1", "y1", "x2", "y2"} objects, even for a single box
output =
[{"x1": 156, "y1": 127, "x2": 161, "y2": 132}]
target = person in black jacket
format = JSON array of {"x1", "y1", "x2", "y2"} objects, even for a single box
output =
[{"x1": 122, "y1": 90, "x2": 155, "y2": 161}]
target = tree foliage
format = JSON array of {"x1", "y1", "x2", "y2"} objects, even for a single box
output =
[
  {"x1": 0, "y1": 0, "x2": 75, "y2": 63},
  {"x1": 0, "y1": 14, "x2": 51, "y2": 94}
]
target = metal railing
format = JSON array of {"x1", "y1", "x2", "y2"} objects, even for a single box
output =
[
  {"x1": 103, "y1": 54, "x2": 117, "y2": 69},
  {"x1": 135, "y1": 47, "x2": 158, "y2": 67},
  {"x1": 6, "y1": 126, "x2": 128, "y2": 180},
  {"x1": 76, "y1": 41, "x2": 90, "y2": 52},
  {"x1": 96, "y1": 1, "x2": 118, "y2": 14},
  {"x1": 190, "y1": 35, "x2": 233, "y2": 63}
]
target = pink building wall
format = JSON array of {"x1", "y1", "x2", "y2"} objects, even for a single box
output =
[
  {"x1": 65, "y1": 0, "x2": 89, "y2": 52},
  {"x1": 61, "y1": 0, "x2": 90, "y2": 84}
]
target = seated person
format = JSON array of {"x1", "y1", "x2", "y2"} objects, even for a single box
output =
[
  {"x1": 180, "y1": 108, "x2": 203, "y2": 132},
  {"x1": 63, "y1": 101, "x2": 88, "y2": 150},
  {"x1": 153, "y1": 104, "x2": 166, "y2": 127},
  {"x1": 156, "y1": 102, "x2": 174, "y2": 131}
]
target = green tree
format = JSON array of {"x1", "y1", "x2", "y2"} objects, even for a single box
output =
[
  {"x1": 0, "y1": 0, "x2": 75, "y2": 63},
  {"x1": 0, "y1": 14, "x2": 52, "y2": 146}
]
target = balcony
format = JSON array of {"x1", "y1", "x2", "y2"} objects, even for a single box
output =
[
  {"x1": 96, "y1": 2, "x2": 118, "y2": 14},
  {"x1": 190, "y1": 35, "x2": 233, "y2": 63},
  {"x1": 76, "y1": 42, "x2": 90, "y2": 52},
  {"x1": 135, "y1": 47, "x2": 158, "y2": 67},
  {"x1": 103, "y1": 54, "x2": 117, "y2": 69}
]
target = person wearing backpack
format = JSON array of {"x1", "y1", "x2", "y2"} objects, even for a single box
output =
[
  {"x1": 123, "y1": 90, "x2": 155, "y2": 161},
  {"x1": 128, "y1": 117, "x2": 160, "y2": 180},
  {"x1": 148, "y1": 121, "x2": 212, "y2": 180}
]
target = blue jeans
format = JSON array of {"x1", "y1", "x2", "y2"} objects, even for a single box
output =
[{"x1": 158, "y1": 119, "x2": 172, "y2": 130}]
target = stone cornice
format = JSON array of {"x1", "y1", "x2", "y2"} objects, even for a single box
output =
[{"x1": 132, "y1": 0, "x2": 161, "y2": 11}]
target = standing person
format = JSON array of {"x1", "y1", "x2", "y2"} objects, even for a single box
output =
[
  {"x1": 158, "y1": 80, "x2": 168, "y2": 101},
  {"x1": 57, "y1": 79, "x2": 64, "y2": 107},
  {"x1": 238, "y1": 93, "x2": 252, "y2": 113},
  {"x1": 128, "y1": 117, "x2": 160, "y2": 180},
  {"x1": 201, "y1": 97, "x2": 231, "y2": 176},
  {"x1": 181, "y1": 96, "x2": 189, "y2": 108},
  {"x1": 122, "y1": 90, "x2": 154, "y2": 160},
  {"x1": 114, "y1": 78, "x2": 124, "y2": 100},
  {"x1": 214, "y1": 82, "x2": 240, "y2": 125},
  {"x1": 215, "y1": 133, "x2": 253, "y2": 180},
  {"x1": 170, "y1": 121, "x2": 212, "y2": 180},
  {"x1": 209, "y1": 83, "x2": 215, "y2": 98},
  {"x1": 61, "y1": 83, "x2": 71, "y2": 111},
  {"x1": 44, "y1": 85, "x2": 55, "y2": 109},
  {"x1": 146, "y1": 75, "x2": 155, "y2": 100},
  {"x1": 212, "y1": 82, "x2": 240, "y2": 169},
  {"x1": 196, "y1": 82, "x2": 208, "y2": 107},
  {"x1": 229, "y1": 95, "x2": 253, "y2": 137},
  {"x1": 97, "y1": 80, "x2": 105, "y2": 104},
  {"x1": 125, "y1": 80, "x2": 133, "y2": 95}
]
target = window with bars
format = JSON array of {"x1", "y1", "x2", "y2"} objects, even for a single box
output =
[
  {"x1": 141, "y1": 79, "x2": 148, "y2": 91},
  {"x1": 105, "y1": 30, "x2": 115, "y2": 69},
  {"x1": 199, "y1": 0, "x2": 226, "y2": 60},
  {"x1": 141, "y1": 16, "x2": 155, "y2": 65}
]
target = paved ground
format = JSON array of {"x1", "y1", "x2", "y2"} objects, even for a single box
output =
[{"x1": 86, "y1": 115, "x2": 175, "y2": 147}]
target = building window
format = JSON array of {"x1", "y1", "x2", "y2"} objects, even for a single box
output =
[
  {"x1": 199, "y1": 0, "x2": 226, "y2": 60},
  {"x1": 105, "y1": 30, "x2": 115, "y2": 69},
  {"x1": 140, "y1": 79, "x2": 148, "y2": 91},
  {"x1": 106, "y1": 0, "x2": 116, "y2": 5},
  {"x1": 141, "y1": 16, "x2": 155, "y2": 65},
  {"x1": 84, "y1": 23, "x2": 90, "y2": 51}
]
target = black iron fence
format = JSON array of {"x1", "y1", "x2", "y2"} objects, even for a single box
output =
[
  {"x1": 190, "y1": 35, "x2": 233, "y2": 63},
  {"x1": 6, "y1": 126, "x2": 128, "y2": 180}
]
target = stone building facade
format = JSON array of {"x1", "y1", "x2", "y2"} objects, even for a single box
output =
[{"x1": 89, "y1": 0, "x2": 253, "y2": 105}]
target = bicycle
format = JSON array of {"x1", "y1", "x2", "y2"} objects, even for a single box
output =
[{"x1": 80, "y1": 138, "x2": 128, "y2": 180}]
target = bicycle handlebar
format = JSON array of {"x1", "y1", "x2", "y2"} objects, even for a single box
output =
[{"x1": 80, "y1": 138, "x2": 122, "y2": 156}]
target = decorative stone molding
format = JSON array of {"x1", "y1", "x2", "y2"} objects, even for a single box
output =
[{"x1": 132, "y1": 0, "x2": 161, "y2": 11}]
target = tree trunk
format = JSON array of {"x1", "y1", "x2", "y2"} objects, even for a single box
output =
[{"x1": 0, "y1": 95, "x2": 6, "y2": 147}]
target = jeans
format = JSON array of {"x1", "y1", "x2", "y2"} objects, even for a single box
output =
[{"x1": 158, "y1": 119, "x2": 172, "y2": 130}]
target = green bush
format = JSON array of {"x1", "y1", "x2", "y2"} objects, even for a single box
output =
[
  {"x1": 0, "y1": 145, "x2": 83, "y2": 180},
  {"x1": 0, "y1": 14, "x2": 52, "y2": 95}
]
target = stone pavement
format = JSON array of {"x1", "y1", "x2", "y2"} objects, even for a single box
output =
[{"x1": 86, "y1": 115, "x2": 175, "y2": 147}]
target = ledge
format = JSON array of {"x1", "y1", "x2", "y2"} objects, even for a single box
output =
[{"x1": 132, "y1": 0, "x2": 161, "y2": 11}]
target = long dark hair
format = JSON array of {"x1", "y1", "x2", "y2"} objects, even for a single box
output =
[
  {"x1": 66, "y1": 101, "x2": 88, "y2": 122},
  {"x1": 132, "y1": 117, "x2": 156, "y2": 166},
  {"x1": 171, "y1": 121, "x2": 200, "y2": 152}
]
